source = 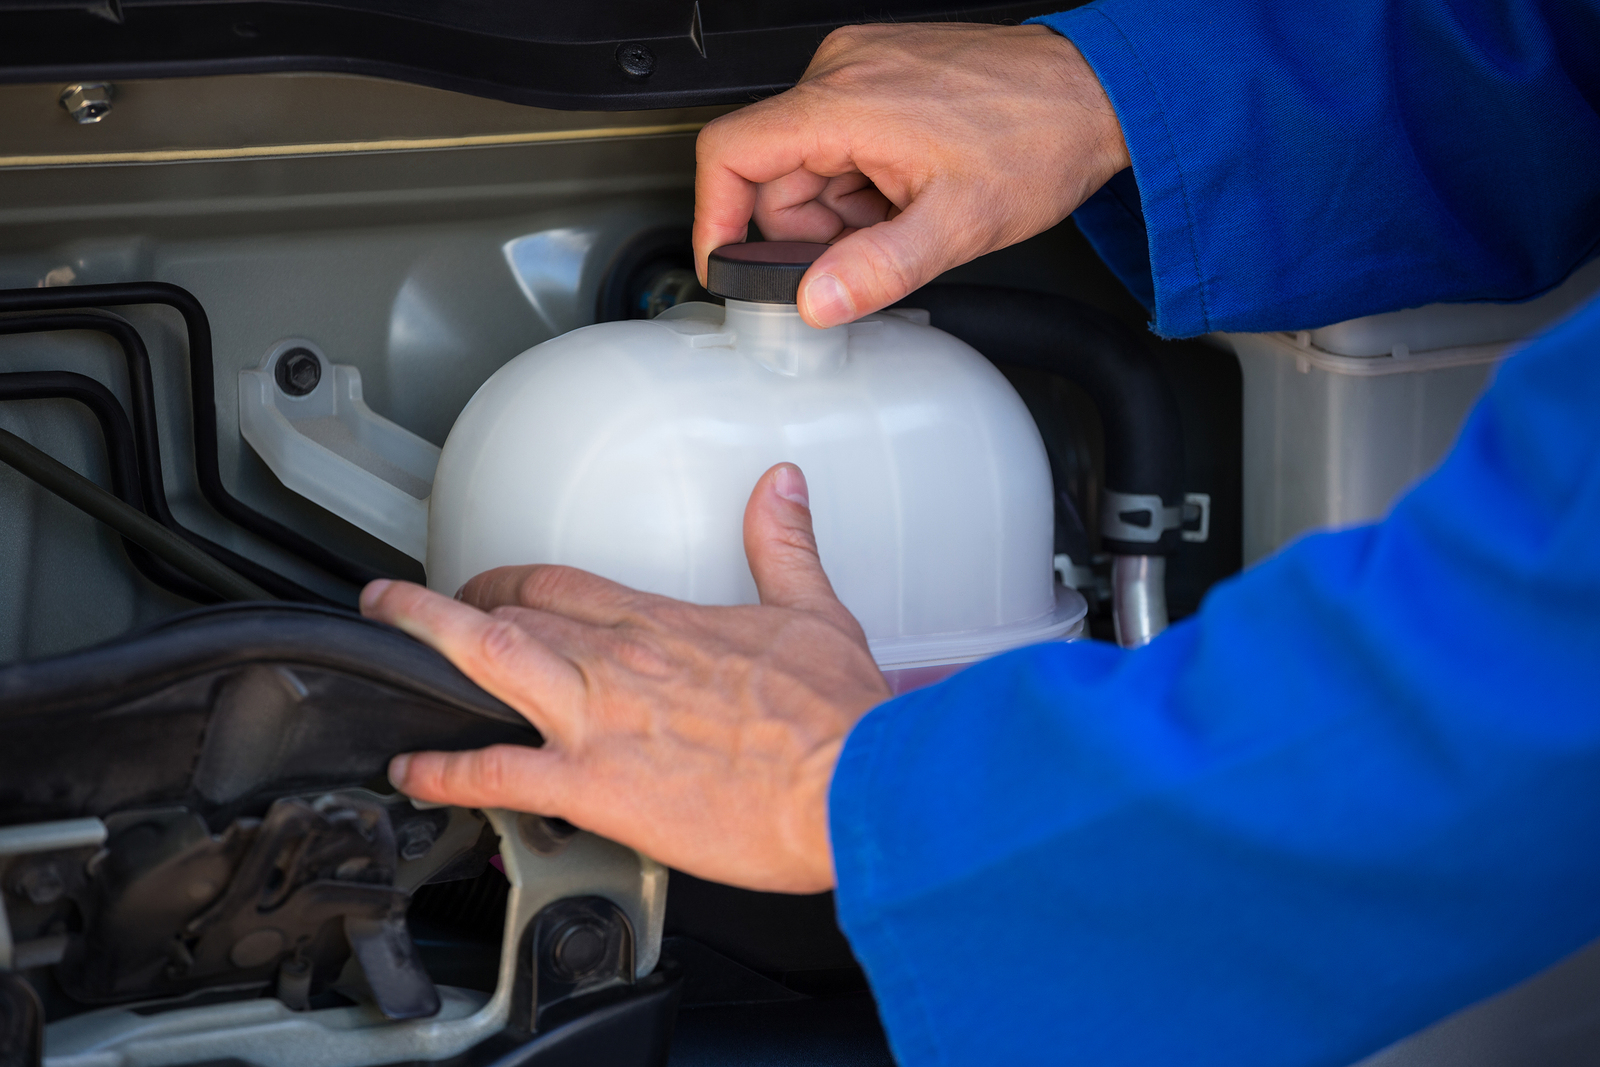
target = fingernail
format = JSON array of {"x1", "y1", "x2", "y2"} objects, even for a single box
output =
[
  {"x1": 360, "y1": 579, "x2": 391, "y2": 614},
  {"x1": 389, "y1": 753, "x2": 411, "y2": 790},
  {"x1": 774, "y1": 464, "x2": 810, "y2": 507},
  {"x1": 803, "y1": 273, "x2": 853, "y2": 328}
]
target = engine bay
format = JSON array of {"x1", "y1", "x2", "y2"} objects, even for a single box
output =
[{"x1": 2, "y1": 61, "x2": 1592, "y2": 1067}]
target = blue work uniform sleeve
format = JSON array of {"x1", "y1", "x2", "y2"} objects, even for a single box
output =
[
  {"x1": 1027, "y1": 0, "x2": 1600, "y2": 337},
  {"x1": 830, "y1": 293, "x2": 1600, "y2": 1065}
]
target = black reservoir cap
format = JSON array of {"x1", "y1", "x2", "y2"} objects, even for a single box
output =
[{"x1": 706, "y1": 242, "x2": 829, "y2": 304}]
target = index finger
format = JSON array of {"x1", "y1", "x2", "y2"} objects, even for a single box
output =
[
  {"x1": 360, "y1": 579, "x2": 583, "y2": 741},
  {"x1": 692, "y1": 97, "x2": 857, "y2": 279},
  {"x1": 459, "y1": 564, "x2": 649, "y2": 628}
]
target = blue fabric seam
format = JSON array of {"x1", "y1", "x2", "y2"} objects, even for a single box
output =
[{"x1": 1077, "y1": 6, "x2": 1216, "y2": 332}]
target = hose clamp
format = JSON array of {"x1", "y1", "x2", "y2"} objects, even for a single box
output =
[{"x1": 1101, "y1": 490, "x2": 1183, "y2": 544}]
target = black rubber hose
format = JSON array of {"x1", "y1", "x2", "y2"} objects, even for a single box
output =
[
  {"x1": 0, "y1": 312, "x2": 340, "y2": 605},
  {"x1": 0, "y1": 284, "x2": 389, "y2": 587},
  {"x1": 0, "y1": 371, "x2": 221, "y2": 603},
  {"x1": 0, "y1": 426, "x2": 271, "y2": 602},
  {"x1": 905, "y1": 284, "x2": 1186, "y2": 556}
]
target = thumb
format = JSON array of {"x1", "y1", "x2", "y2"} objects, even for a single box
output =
[
  {"x1": 744, "y1": 464, "x2": 861, "y2": 634},
  {"x1": 796, "y1": 194, "x2": 972, "y2": 328}
]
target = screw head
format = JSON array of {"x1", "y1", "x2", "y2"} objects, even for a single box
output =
[
  {"x1": 275, "y1": 348, "x2": 322, "y2": 396},
  {"x1": 615, "y1": 43, "x2": 656, "y2": 79},
  {"x1": 59, "y1": 83, "x2": 113, "y2": 125}
]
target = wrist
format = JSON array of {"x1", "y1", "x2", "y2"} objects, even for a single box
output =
[{"x1": 1049, "y1": 30, "x2": 1130, "y2": 182}]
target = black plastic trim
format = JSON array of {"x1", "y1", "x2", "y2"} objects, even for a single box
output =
[{"x1": 0, "y1": 1, "x2": 1062, "y2": 111}]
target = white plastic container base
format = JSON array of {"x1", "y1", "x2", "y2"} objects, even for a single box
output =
[
  {"x1": 877, "y1": 586, "x2": 1088, "y2": 694},
  {"x1": 428, "y1": 299, "x2": 1077, "y2": 681}
]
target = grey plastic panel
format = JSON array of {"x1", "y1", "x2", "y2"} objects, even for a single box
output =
[{"x1": 0, "y1": 81, "x2": 696, "y2": 658}]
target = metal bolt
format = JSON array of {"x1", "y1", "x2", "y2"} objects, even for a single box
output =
[
  {"x1": 518, "y1": 813, "x2": 578, "y2": 856},
  {"x1": 15, "y1": 864, "x2": 64, "y2": 905},
  {"x1": 59, "y1": 83, "x2": 114, "y2": 125},
  {"x1": 277, "y1": 955, "x2": 312, "y2": 1011},
  {"x1": 550, "y1": 920, "x2": 607, "y2": 980},
  {"x1": 615, "y1": 43, "x2": 656, "y2": 79},
  {"x1": 396, "y1": 819, "x2": 439, "y2": 861},
  {"x1": 275, "y1": 348, "x2": 322, "y2": 396}
]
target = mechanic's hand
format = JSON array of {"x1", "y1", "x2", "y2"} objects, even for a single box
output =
[
  {"x1": 359, "y1": 464, "x2": 890, "y2": 893},
  {"x1": 694, "y1": 22, "x2": 1129, "y2": 328}
]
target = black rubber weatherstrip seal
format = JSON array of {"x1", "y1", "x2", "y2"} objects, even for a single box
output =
[
  {"x1": 0, "y1": 312, "x2": 335, "y2": 604},
  {"x1": 903, "y1": 284, "x2": 1186, "y2": 556},
  {"x1": 0, "y1": 369, "x2": 222, "y2": 603},
  {"x1": 0, "y1": 285, "x2": 390, "y2": 589},
  {"x1": 0, "y1": 602, "x2": 539, "y2": 827}
]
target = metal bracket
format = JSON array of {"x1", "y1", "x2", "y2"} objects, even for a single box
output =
[
  {"x1": 39, "y1": 809, "x2": 667, "y2": 1067},
  {"x1": 0, "y1": 818, "x2": 106, "y2": 974}
]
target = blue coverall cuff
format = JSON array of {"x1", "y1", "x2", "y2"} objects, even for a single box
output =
[
  {"x1": 828, "y1": 694, "x2": 943, "y2": 1067},
  {"x1": 1027, "y1": 5, "x2": 1214, "y2": 337}
]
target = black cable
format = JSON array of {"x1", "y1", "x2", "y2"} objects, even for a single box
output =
[
  {"x1": 0, "y1": 284, "x2": 390, "y2": 587},
  {"x1": 0, "y1": 426, "x2": 271, "y2": 602},
  {"x1": 0, "y1": 371, "x2": 221, "y2": 603},
  {"x1": 0, "y1": 312, "x2": 340, "y2": 605}
]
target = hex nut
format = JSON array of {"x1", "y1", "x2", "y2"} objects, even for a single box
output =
[
  {"x1": 275, "y1": 348, "x2": 322, "y2": 396},
  {"x1": 59, "y1": 83, "x2": 114, "y2": 125}
]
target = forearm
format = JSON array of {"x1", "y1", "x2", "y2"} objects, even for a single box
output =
[{"x1": 830, "y1": 295, "x2": 1600, "y2": 1065}]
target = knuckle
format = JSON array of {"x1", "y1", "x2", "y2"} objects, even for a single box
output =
[
  {"x1": 412, "y1": 755, "x2": 451, "y2": 796},
  {"x1": 476, "y1": 617, "x2": 526, "y2": 670},
  {"x1": 517, "y1": 564, "x2": 580, "y2": 607},
  {"x1": 772, "y1": 517, "x2": 821, "y2": 556},
  {"x1": 855, "y1": 229, "x2": 923, "y2": 297},
  {"x1": 470, "y1": 746, "x2": 512, "y2": 797},
  {"x1": 612, "y1": 632, "x2": 672, "y2": 677}
]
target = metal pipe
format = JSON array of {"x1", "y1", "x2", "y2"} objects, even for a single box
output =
[{"x1": 1112, "y1": 555, "x2": 1168, "y2": 648}]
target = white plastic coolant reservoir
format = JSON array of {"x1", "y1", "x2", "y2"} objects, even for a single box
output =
[{"x1": 428, "y1": 242, "x2": 1084, "y2": 686}]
